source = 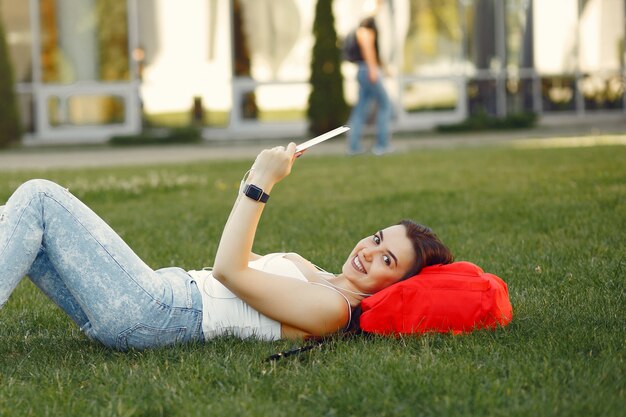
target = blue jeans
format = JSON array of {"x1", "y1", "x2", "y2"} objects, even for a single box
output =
[
  {"x1": 347, "y1": 62, "x2": 392, "y2": 153},
  {"x1": 0, "y1": 179, "x2": 203, "y2": 350}
]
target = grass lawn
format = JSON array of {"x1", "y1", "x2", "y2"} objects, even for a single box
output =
[{"x1": 0, "y1": 143, "x2": 623, "y2": 416}]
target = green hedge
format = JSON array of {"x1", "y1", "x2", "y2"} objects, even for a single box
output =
[
  {"x1": 109, "y1": 126, "x2": 202, "y2": 146},
  {"x1": 437, "y1": 112, "x2": 538, "y2": 133},
  {"x1": 0, "y1": 19, "x2": 21, "y2": 147},
  {"x1": 307, "y1": 0, "x2": 348, "y2": 135}
]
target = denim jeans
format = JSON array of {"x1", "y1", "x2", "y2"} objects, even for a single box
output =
[
  {"x1": 347, "y1": 62, "x2": 392, "y2": 153},
  {"x1": 0, "y1": 179, "x2": 203, "y2": 350}
]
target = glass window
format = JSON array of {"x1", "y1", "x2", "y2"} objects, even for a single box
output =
[
  {"x1": 579, "y1": 73, "x2": 624, "y2": 111},
  {"x1": 533, "y1": 0, "x2": 578, "y2": 75},
  {"x1": 1, "y1": 1, "x2": 33, "y2": 83},
  {"x1": 40, "y1": 0, "x2": 129, "y2": 83},
  {"x1": 578, "y1": 0, "x2": 624, "y2": 72},
  {"x1": 505, "y1": 0, "x2": 533, "y2": 70},
  {"x1": 138, "y1": 0, "x2": 232, "y2": 128},
  {"x1": 17, "y1": 93, "x2": 36, "y2": 133},
  {"x1": 236, "y1": 0, "x2": 310, "y2": 81},
  {"x1": 237, "y1": 84, "x2": 310, "y2": 122},
  {"x1": 467, "y1": 78, "x2": 498, "y2": 115},
  {"x1": 47, "y1": 96, "x2": 62, "y2": 127},
  {"x1": 97, "y1": 0, "x2": 130, "y2": 81},
  {"x1": 402, "y1": 0, "x2": 462, "y2": 76},
  {"x1": 68, "y1": 95, "x2": 125, "y2": 125},
  {"x1": 463, "y1": 0, "x2": 498, "y2": 73},
  {"x1": 402, "y1": 80, "x2": 458, "y2": 113},
  {"x1": 506, "y1": 76, "x2": 535, "y2": 113},
  {"x1": 47, "y1": 94, "x2": 126, "y2": 126},
  {"x1": 541, "y1": 75, "x2": 577, "y2": 112},
  {"x1": 577, "y1": 0, "x2": 625, "y2": 112}
]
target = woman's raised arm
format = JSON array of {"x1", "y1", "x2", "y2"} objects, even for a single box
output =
[
  {"x1": 210, "y1": 143, "x2": 349, "y2": 336},
  {"x1": 212, "y1": 143, "x2": 297, "y2": 281}
]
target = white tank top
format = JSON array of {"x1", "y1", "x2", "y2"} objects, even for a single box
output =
[{"x1": 187, "y1": 253, "x2": 309, "y2": 341}]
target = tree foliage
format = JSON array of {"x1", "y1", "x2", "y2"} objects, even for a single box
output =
[
  {"x1": 307, "y1": 0, "x2": 348, "y2": 135},
  {"x1": 0, "y1": 19, "x2": 21, "y2": 147}
]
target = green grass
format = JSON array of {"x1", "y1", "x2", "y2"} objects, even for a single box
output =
[{"x1": 0, "y1": 143, "x2": 624, "y2": 416}]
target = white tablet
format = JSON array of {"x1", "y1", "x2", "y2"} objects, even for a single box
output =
[{"x1": 295, "y1": 126, "x2": 350, "y2": 153}]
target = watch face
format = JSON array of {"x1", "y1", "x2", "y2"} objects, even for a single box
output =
[{"x1": 246, "y1": 184, "x2": 263, "y2": 200}]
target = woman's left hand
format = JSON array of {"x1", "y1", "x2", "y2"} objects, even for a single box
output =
[{"x1": 250, "y1": 142, "x2": 297, "y2": 186}]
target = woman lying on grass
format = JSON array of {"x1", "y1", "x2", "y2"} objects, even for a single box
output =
[{"x1": 0, "y1": 143, "x2": 452, "y2": 350}]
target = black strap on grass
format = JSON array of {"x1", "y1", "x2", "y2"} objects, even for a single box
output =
[
  {"x1": 265, "y1": 340, "x2": 325, "y2": 362},
  {"x1": 265, "y1": 308, "x2": 365, "y2": 362}
]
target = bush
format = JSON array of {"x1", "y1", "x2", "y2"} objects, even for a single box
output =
[
  {"x1": 109, "y1": 126, "x2": 202, "y2": 146},
  {"x1": 437, "y1": 111, "x2": 538, "y2": 133},
  {"x1": 0, "y1": 19, "x2": 21, "y2": 147},
  {"x1": 307, "y1": 0, "x2": 348, "y2": 135}
]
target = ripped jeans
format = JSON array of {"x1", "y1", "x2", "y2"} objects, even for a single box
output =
[{"x1": 0, "y1": 179, "x2": 203, "y2": 350}]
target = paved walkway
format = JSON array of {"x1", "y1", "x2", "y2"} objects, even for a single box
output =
[{"x1": 0, "y1": 116, "x2": 624, "y2": 171}]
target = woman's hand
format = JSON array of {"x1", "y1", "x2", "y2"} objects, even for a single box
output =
[
  {"x1": 250, "y1": 142, "x2": 297, "y2": 187},
  {"x1": 213, "y1": 142, "x2": 297, "y2": 280},
  {"x1": 367, "y1": 66, "x2": 380, "y2": 83}
]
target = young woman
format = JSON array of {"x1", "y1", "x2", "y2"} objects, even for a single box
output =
[
  {"x1": 346, "y1": 1, "x2": 393, "y2": 155},
  {"x1": 0, "y1": 143, "x2": 452, "y2": 350}
]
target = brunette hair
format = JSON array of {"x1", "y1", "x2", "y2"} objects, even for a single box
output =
[
  {"x1": 398, "y1": 219, "x2": 453, "y2": 279},
  {"x1": 345, "y1": 220, "x2": 453, "y2": 334}
]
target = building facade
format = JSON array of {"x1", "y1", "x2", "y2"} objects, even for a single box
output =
[{"x1": 2, "y1": 0, "x2": 625, "y2": 144}]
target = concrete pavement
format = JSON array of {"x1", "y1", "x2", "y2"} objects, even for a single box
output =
[{"x1": 0, "y1": 115, "x2": 624, "y2": 171}]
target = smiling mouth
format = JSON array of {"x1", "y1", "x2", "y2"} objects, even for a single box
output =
[{"x1": 352, "y1": 255, "x2": 367, "y2": 274}]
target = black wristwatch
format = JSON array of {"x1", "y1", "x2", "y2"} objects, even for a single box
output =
[{"x1": 243, "y1": 184, "x2": 270, "y2": 203}]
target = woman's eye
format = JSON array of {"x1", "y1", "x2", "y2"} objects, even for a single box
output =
[
  {"x1": 373, "y1": 235, "x2": 380, "y2": 244},
  {"x1": 383, "y1": 255, "x2": 391, "y2": 266}
]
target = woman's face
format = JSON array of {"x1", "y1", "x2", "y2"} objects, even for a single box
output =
[{"x1": 342, "y1": 224, "x2": 416, "y2": 294}]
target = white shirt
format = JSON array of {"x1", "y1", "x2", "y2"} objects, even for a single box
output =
[{"x1": 187, "y1": 253, "x2": 307, "y2": 341}]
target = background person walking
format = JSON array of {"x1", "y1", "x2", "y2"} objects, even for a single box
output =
[{"x1": 346, "y1": 2, "x2": 392, "y2": 156}]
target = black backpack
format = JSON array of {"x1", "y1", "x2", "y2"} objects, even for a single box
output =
[{"x1": 341, "y1": 30, "x2": 362, "y2": 62}]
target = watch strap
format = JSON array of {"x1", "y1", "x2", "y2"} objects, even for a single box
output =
[{"x1": 243, "y1": 184, "x2": 270, "y2": 203}]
